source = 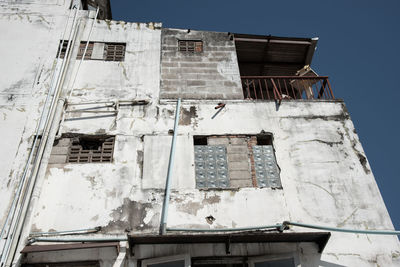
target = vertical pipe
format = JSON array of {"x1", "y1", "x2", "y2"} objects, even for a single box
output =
[{"x1": 160, "y1": 98, "x2": 181, "y2": 235}]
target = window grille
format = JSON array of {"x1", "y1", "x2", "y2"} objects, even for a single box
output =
[
  {"x1": 57, "y1": 40, "x2": 69, "y2": 58},
  {"x1": 57, "y1": 41, "x2": 125, "y2": 61},
  {"x1": 76, "y1": 42, "x2": 94, "y2": 60},
  {"x1": 178, "y1": 40, "x2": 203, "y2": 53},
  {"x1": 105, "y1": 43, "x2": 126, "y2": 61},
  {"x1": 194, "y1": 145, "x2": 229, "y2": 189},
  {"x1": 67, "y1": 136, "x2": 115, "y2": 163}
]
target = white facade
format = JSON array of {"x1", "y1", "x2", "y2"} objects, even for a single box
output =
[{"x1": 0, "y1": 1, "x2": 399, "y2": 267}]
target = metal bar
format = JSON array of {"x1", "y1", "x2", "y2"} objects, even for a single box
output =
[
  {"x1": 160, "y1": 98, "x2": 181, "y2": 235},
  {"x1": 283, "y1": 78, "x2": 289, "y2": 96},
  {"x1": 283, "y1": 221, "x2": 400, "y2": 235},
  {"x1": 234, "y1": 37, "x2": 311, "y2": 45},
  {"x1": 270, "y1": 78, "x2": 278, "y2": 100},
  {"x1": 264, "y1": 79, "x2": 270, "y2": 100},
  {"x1": 245, "y1": 79, "x2": 251, "y2": 99},
  {"x1": 241, "y1": 76, "x2": 329, "y2": 79},
  {"x1": 326, "y1": 78, "x2": 335, "y2": 99},
  {"x1": 277, "y1": 78, "x2": 283, "y2": 96},
  {"x1": 252, "y1": 79, "x2": 257, "y2": 99},
  {"x1": 258, "y1": 79, "x2": 264, "y2": 100},
  {"x1": 289, "y1": 80, "x2": 296, "y2": 99},
  {"x1": 167, "y1": 225, "x2": 281, "y2": 233}
]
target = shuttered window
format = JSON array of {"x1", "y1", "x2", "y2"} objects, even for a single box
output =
[
  {"x1": 105, "y1": 43, "x2": 126, "y2": 61},
  {"x1": 178, "y1": 40, "x2": 203, "y2": 53},
  {"x1": 57, "y1": 41, "x2": 125, "y2": 61}
]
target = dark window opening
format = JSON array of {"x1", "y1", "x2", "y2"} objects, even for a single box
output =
[
  {"x1": 194, "y1": 136, "x2": 208, "y2": 145},
  {"x1": 256, "y1": 134, "x2": 273, "y2": 146},
  {"x1": 178, "y1": 40, "x2": 203, "y2": 53}
]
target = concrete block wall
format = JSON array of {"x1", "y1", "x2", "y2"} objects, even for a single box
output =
[
  {"x1": 208, "y1": 136, "x2": 253, "y2": 187},
  {"x1": 160, "y1": 28, "x2": 243, "y2": 99}
]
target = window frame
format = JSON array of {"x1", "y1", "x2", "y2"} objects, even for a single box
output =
[
  {"x1": 141, "y1": 254, "x2": 191, "y2": 267},
  {"x1": 178, "y1": 40, "x2": 203, "y2": 53}
]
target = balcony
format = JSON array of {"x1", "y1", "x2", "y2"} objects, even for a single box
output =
[{"x1": 241, "y1": 76, "x2": 334, "y2": 101}]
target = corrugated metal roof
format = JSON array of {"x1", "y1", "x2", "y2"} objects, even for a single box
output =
[{"x1": 234, "y1": 33, "x2": 318, "y2": 76}]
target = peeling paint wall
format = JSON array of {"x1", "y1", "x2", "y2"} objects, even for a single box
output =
[{"x1": 0, "y1": 1, "x2": 399, "y2": 266}]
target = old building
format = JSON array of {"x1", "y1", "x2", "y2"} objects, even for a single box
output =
[{"x1": 0, "y1": 0, "x2": 399, "y2": 266}]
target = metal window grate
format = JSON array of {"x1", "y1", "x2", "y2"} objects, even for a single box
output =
[
  {"x1": 194, "y1": 145, "x2": 229, "y2": 188},
  {"x1": 67, "y1": 136, "x2": 115, "y2": 163},
  {"x1": 76, "y1": 42, "x2": 94, "y2": 60},
  {"x1": 105, "y1": 43, "x2": 126, "y2": 61},
  {"x1": 178, "y1": 40, "x2": 203, "y2": 53},
  {"x1": 253, "y1": 145, "x2": 281, "y2": 188}
]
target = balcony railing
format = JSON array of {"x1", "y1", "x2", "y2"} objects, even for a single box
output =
[{"x1": 241, "y1": 76, "x2": 334, "y2": 101}]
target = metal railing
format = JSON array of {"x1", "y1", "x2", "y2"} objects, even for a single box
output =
[{"x1": 241, "y1": 76, "x2": 334, "y2": 101}]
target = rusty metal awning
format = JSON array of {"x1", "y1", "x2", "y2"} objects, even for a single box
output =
[
  {"x1": 129, "y1": 232, "x2": 331, "y2": 253},
  {"x1": 21, "y1": 242, "x2": 120, "y2": 254}
]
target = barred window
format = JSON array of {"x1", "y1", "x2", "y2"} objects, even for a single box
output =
[
  {"x1": 105, "y1": 43, "x2": 126, "y2": 61},
  {"x1": 68, "y1": 136, "x2": 115, "y2": 163},
  {"x1": 48, "y1": 135, "x2": 115, "y2": 164},
  {"x1": 76, "y1": 42, "x2": 94, "y2": 60},
  {"x1": 178, "y1": 40, "x2": 203, "y2": 53},
  {"x1": 57, "y1": 41, "x2": 125, "y2": 61}
]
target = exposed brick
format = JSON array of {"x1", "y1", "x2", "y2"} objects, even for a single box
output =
[
  {"x1": 229, "y1": 161, "x2": 250, "y2": 171},
  {"x1": 48, "y1": 155, "x2": 67, "y2": 164},
  {"x1": 228, "y1": 153, "x2": 248, "y2": 162},
  {"x1": 230, "y1": 138, "x2": 247, "y2": 145},
  {"x1": 230, "y1": 170, "x2": 251, "y2": 180},
  {"x1": 230, "y1": 179, "x2": 253, "y2": 188},
  {"x1": 55, "y1": 138, "x2": 71, "y2": 146},
  {"x1": 51, "y1": 147, "x2": 69, "y2": 155},
  {"x1": 180, "y1": 62, "x2": 218, "y2": 68},
  {"x1": 208, "y1": 137, "x2": 229, "y2": 145},
  {"x1": 227, "y1": 145, "x2": 248, "y2": 154},
  {"x1": 162, "y1": 62, "x2": 179, "y2": 68},
  {"x1": 187, "y1": 80, "x2": 206, "y2": 86},
  {"x1": 224, "y1": 81, "x2": 239, "y2": 87}
]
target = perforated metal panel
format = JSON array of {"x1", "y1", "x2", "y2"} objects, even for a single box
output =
[
  {"x1": 194, "y1": 145, "x2": 229, "y2": 188},
  {"x1": 253, "y1": 145, "x2": 281, "y2": 188}
]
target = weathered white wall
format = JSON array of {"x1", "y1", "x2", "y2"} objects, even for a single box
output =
[
  {"x1": 33, "y1": 100, "x2": 400, "y2": 266},
  {"x1": 0, "y1": 1, "x2": 399, "y2": 266}
]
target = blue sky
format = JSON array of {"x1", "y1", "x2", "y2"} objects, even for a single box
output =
[{"x1": 110, "y1": 0, "x2": 400, "y2": 230}]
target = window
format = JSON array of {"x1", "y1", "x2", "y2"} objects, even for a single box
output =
[
  {"x1": 57, "y1": 41, "x2": 126, "y2": 61},
  {"x1": 142, "y1": 254, "x2": 191, "y2": 267},
  {"x1": 252, "y1": 135, "x2": 281, "y2": 188},
  {"x1": 22, "y1": 262, "x2": 99, "y2": 267},
  {"x1": 178, "y1": 40, "x2": 203, "y2": 52},
  {"x1": 194, "y1": 138, "x2": 229, "y2": 189},
  {"x1": 194, "y1": 135, "x2": 281, "y2": 189},
  {"x1": 105, "y1": 43, "x2": 126, "y2": 61},
  {"x1": 248, "y1": 254, "x2": 297, "y2": 267},
  {"x1": 49, "y1": 135, "x2": 115, "y2": 164}
]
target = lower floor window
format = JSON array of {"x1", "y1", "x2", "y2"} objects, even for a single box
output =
[
  {"x1": 194, "y1": 134, "x2": 281, "y2": 189},
  {"x1": 141, "y1": 255, "x2": 295, "y2": 267}
]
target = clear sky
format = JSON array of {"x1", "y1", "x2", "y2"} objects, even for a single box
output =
[{"x1": 110, "y1": 0, "x2": 400, "y2": 230}]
